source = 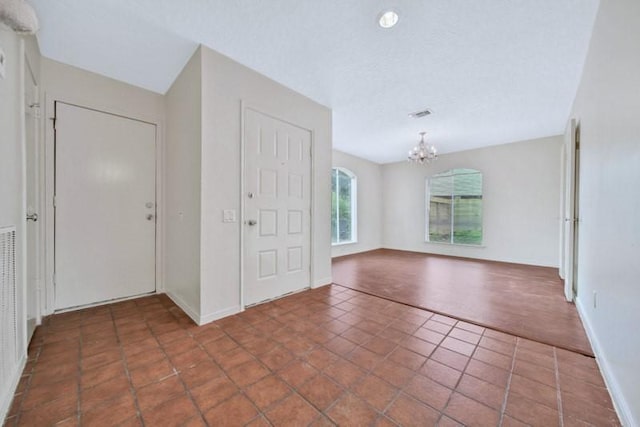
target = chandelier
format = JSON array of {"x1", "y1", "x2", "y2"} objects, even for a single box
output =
[{"x1": 408, "y1": 131, "x2": 437, "y2": 164}]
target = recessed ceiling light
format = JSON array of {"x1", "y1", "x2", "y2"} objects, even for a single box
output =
[{"x1": 378, "y1": 10, "x2": 399, "y2": 29}]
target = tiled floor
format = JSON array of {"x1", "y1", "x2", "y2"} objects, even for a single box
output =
[
  {"x1": 333, "y1": 249, "x2": 592, "y2": 355},
  {"x1": 5, "y1": 285, "x2": 619, "y2": 426}
]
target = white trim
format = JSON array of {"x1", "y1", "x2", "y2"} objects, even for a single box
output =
[
  {"x1": 0, "y1": 354, "x2": 26, "y2": 424},
  {"x1": 165, "y1": 291, "x2": 201, "y2": 325},
  {"x1": 200, "y1": 306, "x2": 242, "y2": 325},
  {"x1": 575, "y1": 297, "x2": 635, "y2": 427},
  {"x1": 313, "y1": 276, "x2": 333, "y2": 288}
]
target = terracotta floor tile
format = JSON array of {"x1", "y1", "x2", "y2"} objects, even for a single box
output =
[
  {"x1": 413, "y1": 327, "x2": 446, "y2": 345},
  {"x1": 464, "y1": 359, "x2": 510, "y2": 388},
  {"x1": 449, "y1": 328, "x2": 482, "y2": 345},
  {"x1": 444, "y1": 392, "x2": 499, "y2": 427},
  {"x1": 190, "y1": 376, "x2": 239, "y2": 412},
  {"x1": 456, "y1": 374, "x2": 505, "y2": 410},
  {"x1": 324, "y1": 358, "x2": 367, "y2": 388},
  {"x1": 352, "y1": 374, "x2": 398, "y2": 412},
  {"x1": 388, "y1": 347, "x2": 427, "y2": 370},
  {"x1": 259, "y1": 345, "x2": 295, "y2": 371},
  {"x1": 178, "y1": 360, "x2": 223, "y2": 389},
  {"x1": 10, "y1": 288, "x2": 620, "y2": 427},
  {"x1": 513, "y1": 358, "x2": 556, "y2": 388},
  {"x1": 404, "y1": 374, "x2": 452, "y2": 411},
  {"x1": 303, "y1": 347, "x2": 339, "y2": 371},
  {"x1": 277, "y1": 360, "x2": 318, "y2": 388},
  {"x1": 245, "y1": 375, "x2": 292, "y2": 410},
  {"x1": 400, "y1": 336, "x2": 437, "y2": 357},
  {"x1": 424, "y1": 320, "x2": 454, "y2": 335},
  {"x1": 266, "y1": 393, "x2": 320, "y2": 426},
  {"x1": 81, "y1": 375, "x2": 131, "y2": 411},
  {"x1": 81, "y1": 393, "x2": 137, "y2": 427},
  {"x1": 441, "y1": 336, "x2": 477, "y2": 357},
  {"x1": 385, "y1": 393, "x2": 440, "y2": 427},
  {"x1": 326, "y1": 392, "x2": 378, "y2": 427},
  {"x1": 372, "y1": 360, "x2": 415, "y2": 388},
  {"x1": 141, "y1": 394, "x2": 199, "y2": 427},
  {"x1": 226, "y1": 359, "x2": 271, "y2": 388},
  {"x1": 15, "y1": 393, "x2": 77, "y2": 427},
  {"x1": 129, "y1": 358, "x2": 175, "y2": 388},
  {"x1": 509, "y1": 374, "x2": 558, "y2": 409},
  {"x1": 472, "y1": 346, "x2": 513, "y2": 371},
  {"x1": 136, "y1": 374, "x2": 185, "y2": 410},
  {"x1": 21, "y1": 377, "x2": 77, "y2": 410},
  {"x1": 203, "y1": 393, "x2": 258, "y2": 426},
  {"x1": 505, "y1": 392, "x2": 560, "y2": 426},
  {"x1": 362, "y1": 336, "x2": 397, "y2": 356},
  {"x1": 430, "y1": 347, "x2": 470, "y2": 371}
]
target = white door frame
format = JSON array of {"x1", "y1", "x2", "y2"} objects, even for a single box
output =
[
  {"x1": 562, "y1": 118, "x2": 579, "y2": 302},
  {"x1": 239, "y1": 101, "x2": 315, "y2": 309},
  {"x1": 43, "y1": 93, "x2": 165, "y2": 315}
]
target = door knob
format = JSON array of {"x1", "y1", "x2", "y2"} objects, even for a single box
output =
[
  {"x1": 26, "y1": 213, "x2": 38, "y2": 222},
  {"x1": 246, "y1": 220, "x2": 257, "y2": 226},
  {"x1": 146, "y1": 214, "x2": 154, "y2": 221}
]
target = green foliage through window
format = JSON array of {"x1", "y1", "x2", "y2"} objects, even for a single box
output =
[
  {"x1": 331, "y1": 168, "x2": 356, "y2": 244},
  {"x1": 427, "y1": 169, "x2": 483, "y2": 245}
]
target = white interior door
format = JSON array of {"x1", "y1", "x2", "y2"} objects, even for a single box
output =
[
  {"x1": 55, "y1": 102, "x2": 157, "y2": 310},
  {"x1": 24, "y1": 57, "x2": 40, "y2": 336},
  {"x1": 243, "y1": 108, "x2": 311, "y2": 306},
  {"x1": 563, "y1": 119, "x2": 578, "y2": 301}
]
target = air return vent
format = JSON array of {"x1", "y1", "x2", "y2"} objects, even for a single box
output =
[
  {"x1": 409, "y1": 108, "x2": 432, "y2": 118},
  {"x1": 0, "y1": 226, "x2": 18, "y2": 395}
]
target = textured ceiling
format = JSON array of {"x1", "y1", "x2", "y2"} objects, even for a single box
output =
[{"x1": 31, "y1": 0, "x2": 599, "y2": 163}]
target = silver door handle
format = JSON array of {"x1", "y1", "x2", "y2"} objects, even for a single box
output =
[
  {"x1": 246, "y1": 220, "x2": 257, "y2": 226},
  {"x1": 26, "y1": 213, "x2": 38, "y2": 222}
]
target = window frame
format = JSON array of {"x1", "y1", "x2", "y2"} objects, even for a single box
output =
[
  {"x1": 331, "y1": 167, "x2": 358, "y2": 246},
  {"x1": 425, "y1": 168, "x2": 483, "y2": 246}
]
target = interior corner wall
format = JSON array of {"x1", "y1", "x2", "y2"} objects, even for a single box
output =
[
  {"x1": 568, "y1": 0, "x2": 640, "y2": 424},
  {"x1": 0, "y1": 27, "x2": 27, "y2": 423},
  {"x1": 163, "y1": 47, "x2": 202, "y2": 322},
  {"x1": 199, "y1": 46, "x2": 332, "y2": 322},
  {"x1": 331, "y1": 149, "x2": 383, "y2": 257},
  {"x1": 381, "y1": 136, "x2": 562, "y2": 267}
]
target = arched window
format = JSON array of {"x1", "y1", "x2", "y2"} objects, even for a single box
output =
[
  {"x1": 331, "y1": 167, "x2": 357, "y2": 245},
  {"x1": 427, "y1": 168, "x2": 483, "y2": 245}
]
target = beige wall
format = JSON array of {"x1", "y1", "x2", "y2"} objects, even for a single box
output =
[
  {"x1": 164, "y1": 48, "x2": 202, "y2": 318},
  {"x1": 382, "y1": 136, "x2": 563, "y2": 267},
  {"x1": 331, "y1": 150, "x2": 383, "y2": 257},
  {"x1": 199, "y1": 46, "x2": 332, "y2": 321},
  {"x1": 567, "y1": 1, "x2": 640, "y2": 424}
]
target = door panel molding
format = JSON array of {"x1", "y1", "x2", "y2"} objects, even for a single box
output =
[{"x1": 240, "y1": 102, "x2": 313, "y2": 307}]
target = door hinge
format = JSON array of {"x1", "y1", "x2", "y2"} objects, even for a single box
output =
[
  {"x1": 50, "y1": 117, "x2": 56, "y2": 130},
  {"x1": 53, "y1": 195, "x2": 57, "y2": 208},
  {"x1": 52, "y1": 273, "x2": 56, "y2": 287}
]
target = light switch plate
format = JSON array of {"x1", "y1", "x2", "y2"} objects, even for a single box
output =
[
  {"x1": 223, "y1": 209, "x2": 237, "y2": 223},
  {"x1": 0, "y1": 46, "x2": 6, "y2": 79}
]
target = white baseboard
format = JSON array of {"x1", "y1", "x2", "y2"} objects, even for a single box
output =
[
  {"x1": 200, "y1": 305, "x2": 241, "y2": 325},
  {"x1": 575, "y1": 297, "x2": 636, "y2": 427},
  {"x1": 165, "y1": 290, "x2": 201, "y2": 326},
  {"x1": 313, "y1": 276, "x2": 332, "y2": 288},
  {"x1": 0, "y1": 354, "x2": 26, "y2": 425}
]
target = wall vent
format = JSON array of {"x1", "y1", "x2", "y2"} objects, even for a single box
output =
[
  {"x1": 0, "y1": 226, "x2": 18, "y2": 393},
  {"x1": 408, "y1": 108, "x2": 432, "y2": 118}
]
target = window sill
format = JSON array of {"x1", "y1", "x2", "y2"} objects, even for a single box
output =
[
  {"x1": 425, "y1": 241, "x2": 485, "y2": 248},
  {"x1": 332, "y1": 240, "x2": 358, "y2": 247}
]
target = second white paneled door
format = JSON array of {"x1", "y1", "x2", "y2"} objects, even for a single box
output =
[
  {"x1": 55, "y1": 102, "x2": 157, "y2": 310},
  {"x1": 243, "y1": 108, "x2": 311, "y2": 306}
]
